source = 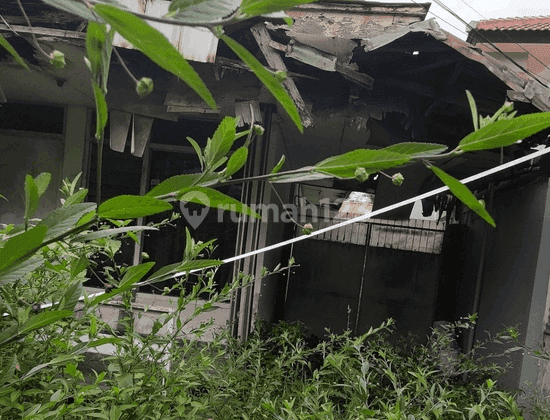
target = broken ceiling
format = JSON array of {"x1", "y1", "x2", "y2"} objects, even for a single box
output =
[{"x1": 1, "y1": 0, "x2": 549, "y2": 128}]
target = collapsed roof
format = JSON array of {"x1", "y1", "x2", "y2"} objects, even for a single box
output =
[{"x1": 1, "y1": 1, "x2": 549, "y2": 149}]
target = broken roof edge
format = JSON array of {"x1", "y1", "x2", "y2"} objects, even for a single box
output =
[
  {"x1": 361, "y1": 18, "x2": 448, "y2": 52},
  {"x1": 293, "y1": 1, "x2": 430, "y2": 18},
  {"x1": 361, "y1": 18, "x2": 550, "y2": 111}
]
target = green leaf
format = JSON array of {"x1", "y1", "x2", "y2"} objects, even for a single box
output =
[
  {"x1": 77, "y1": 210, "x2": 97, "y2": 227},
  {"x1": 86, "y1": 21, "x2": 113, "y2": 93},
  {"x1": 143, "y1": 259, "x2": 222, "y2": 285},
  {"x1": 70, "y1": 255, "x2": 90, "y2": 279},
  {"x1": 98, "y1": 195, "x2": 172, "y2": 219},
  {"x1": 146, "y1": 173, "x2": 220, "y2": 198},
  {"x1": 146, "y1": 262, "x2": 185, "y2": 284},
  {"x1": 63, "y1": 189, "x2": 88, "y2": 207},
  {"x1": 0, "y1": 258, "x2": 43, "y2": 286},
  {"x1": 234, "y1": 129, "x2": 252, "y2": 141},
  {"x1": 168, "y1": 0, "x2": 212, "y2": 13},
  {"x1": 183, "y1": 227, "x2": 194, "y2": 260},
  {"x1": 60, "y1": 282, "x2": 84, "y2": 312},
  {"x1": 92, "y1": 82, "x2": 108, "y2": 140},
  {"x1": 0, "y1": 225, "x2": 48, "y2": 274},
  {"x1": 38, "y1": 203, "x2": 97, "y2": 242},
  {"x1": 382, "y1": 143, "x2": 448, "y2": 157},
  {"x1": 41, "y1": 0, "x2": 100, "y2": 21},
  {"x1": 182, "y1": 228, "x2": 216, "y2": 262},
  {"x1": 178, "y1": 187, "x2": 261, "y2": 219},
  {"x1": 186, "y1": 137, "x2": 204, "y2": 170},
  {"x1": 466, "y1": 90, "x2": 479, "y2": 131},
  {"x1": 204, "y1": 116, "x2": 237, "y2": 167},
  {"x1": 19, "y1": 354, "x2": 78, "y2": 381},
  {"x1": 220, "y1": 34, "x2": 303, "y2": 133},
  {"x1": 226, "y1": 147, "x2": 248, "y2": 177},
  {"x1": 74, "y1": 226, "x2": 158, "y2": 242},
  {"x1": 458, "y1": 112, "x2": 550, "y2": 152},
  {"x1": 270, "y1": 155, "x2": 286, "y2": 174},
  {"x1": 429, "y1": 165, "x2": 495, "y2": 227},
  {"x1": 19, "y1": 310, "x2": 73, "y2": 335},
  {"x1": 0, "y1": 354, "x2": 17, "y2": 385},
  {"x1": 87, "y1": 337, "x2": 123, "y2": 348},
  {"x1": 34, "y1": 173, "x2": 51, "y2": 197},
  {"x1": 50, "y1": 389, "x2": 63, "y2": 402},
  {"x1": 240, "y1": 0, "x2": 317, "y2": 18},
  {"x1": 120, "y1": 262, "x2": 155, "y2": 287},
  {"x1": 210, "y1": 156, "x2": 228, "y2": 172},
  {"x1": 94, "y1": 4, "x2": 216, "y2": 109},
  {"x1": 0, "y1": 311, "x2": 73, "y2": 346},
  {"x1": 84, "y1": 414, "x2": 110, "y2": 420},
  {"x1": 314, "y1": 149, "x2": 410, "y2": 178},
  {"x1": 0, "y1": 325, "x2": 18, "y2": 348},
  {"x1": 0, "y1": 33, "x2": 29, "y2": 70},
  {"x1": 24, "y1": 175, "x2": 39, "y2": 224},
  {"x1": 90, "y1": 264, "x2": 153, "y2": 306},
  {"x1": 86, "y1": 22, "x2": 109, "y2": 76}
]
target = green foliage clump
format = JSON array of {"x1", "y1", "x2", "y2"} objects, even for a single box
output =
[
  {"x1": 191, "y1": 319, "x2": 524, "y2": 420},
  {"x1": 0, "y1": 306, "x2": 530, "y2": 420}
]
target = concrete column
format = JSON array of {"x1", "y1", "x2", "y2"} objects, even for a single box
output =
[
  {"x1": 522, "y1": 180, "x2": 550, "y2": 394},
  {"x1": 62, "y1": 106, "x2": 88, "y2": 183}
]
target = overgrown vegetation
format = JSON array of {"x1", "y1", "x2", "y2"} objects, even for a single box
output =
[
  {"x1": 1, "y1": 166, "x2": 548, "y2": 419},
  {"x1": 0, "y1": 304, "x2": 532, "y2": 419},
  {"x1": 2, "y1": 0, "x2": 550, "y2": 418}
]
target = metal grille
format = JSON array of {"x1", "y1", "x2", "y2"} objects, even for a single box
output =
[{"x1": 302, "y1": 218, "x2": 446, "y2": 254}]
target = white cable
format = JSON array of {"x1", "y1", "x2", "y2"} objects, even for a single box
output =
[
  {"x1": 168, "y1": 146, "x2": 550, "y2": 278},
  {"x1": 5, "y1": 146, "x2": 550, "y2": 314},
  {"x1": 38, "y1": 292, "x2": 106, "y2": 310}
]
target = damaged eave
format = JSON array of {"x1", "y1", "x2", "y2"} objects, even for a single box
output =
[
  {"x1": 441, "y1": 34, "x2": 550, "y2": 111},
  {"x1": 0, "y1": 24, "x2": 86, "y2": 40},
  {"x1": 284, "y1": 1, "x2": 430, "y2": 40},
  {"x1": 292, "y1": 1, "x2": 431, "y2": 18},
  {"x1": 361, "y1": 18, "x2": 550, "y2": 112},
  {"x1": 441, "y1": 34, "x2": 526, "y2": 91},
  {"x1": 0, "y1": 0, "x2": 86, "y2": 31}
]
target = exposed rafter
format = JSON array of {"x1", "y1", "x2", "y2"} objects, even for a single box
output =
[{"x1": 250, "y1": 22, "x2": 314, "y2": 128}]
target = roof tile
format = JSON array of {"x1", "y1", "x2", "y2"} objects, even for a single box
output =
[{"x1": 475, "y1": 16, "x2": 550, "y2": 31}]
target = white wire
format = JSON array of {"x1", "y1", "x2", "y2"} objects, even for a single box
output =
[
  {"x1": 5, "y1": 145, "x2": 550, "y2": 314},
  {"x1": 168, "y1": 145, "x2": 550, "y2": 278},
  {"x1": 39, "y1": 292, "x2": 106, "y2": 310}
]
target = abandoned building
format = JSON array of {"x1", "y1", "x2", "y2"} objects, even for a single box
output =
[{"x1": 1, "y1": 0, "x2": 550, "y2": 396}]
